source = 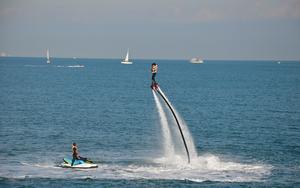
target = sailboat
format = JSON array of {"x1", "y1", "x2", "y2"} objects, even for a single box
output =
[
  {"x1": 46, "y1": 49, "x2": 51, "y2": 64},
  {"x1": 121, "y1": 49, "x2": 133, "y2": 64}
]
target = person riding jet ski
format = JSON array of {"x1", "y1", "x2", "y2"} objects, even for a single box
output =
[
  {"x1": 71, "y1": 143, "x2": 88, "y2": 166},
  {"x1": 61, "y1": 143, "x2": 97, "y2": 168}
]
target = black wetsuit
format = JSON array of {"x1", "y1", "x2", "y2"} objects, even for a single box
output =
[{"x1": 152, "y1": 73, "x2": 156, "y2": 83}]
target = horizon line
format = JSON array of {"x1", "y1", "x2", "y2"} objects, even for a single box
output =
[{"x1": 0, "y1": 55, "x2": 299, "y2": 62}]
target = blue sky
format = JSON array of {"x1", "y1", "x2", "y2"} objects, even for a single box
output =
[{"x1": 1, "y1": 0, "x2": 300, "y2": 60}]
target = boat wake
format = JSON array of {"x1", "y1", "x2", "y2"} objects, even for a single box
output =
[
  {"x1": 57, "y1": 65, "x2": 85, "y2": 68},
  {"x1": 67, "y1": 65, "x2": 85, "y2": 68},
  {"x1": 0, "y1": 155, "x2": 271, "y2": 182},
  {"x1": 24, "y1": 65, "x2": 84, "y2": 68}
]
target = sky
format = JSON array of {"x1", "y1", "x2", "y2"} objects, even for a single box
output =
[{"x1": 0, "y1": 0, "x2": 300, "y2": 60}]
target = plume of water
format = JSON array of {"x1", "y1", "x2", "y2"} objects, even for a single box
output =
[
  {"x1": 158, "y1": 88, "x2": 198, "y2": 162},
  {"x1": 152, "y1": 90, "x2": 175, "y2": 159}
]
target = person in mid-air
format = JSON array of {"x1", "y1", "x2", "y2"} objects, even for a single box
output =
[
  {"x1": 151, "y1": 63, "x2": 158, "y2": 89},
  {"x1": 71, "y1": 143, "x2": 87, "y2": 166}
]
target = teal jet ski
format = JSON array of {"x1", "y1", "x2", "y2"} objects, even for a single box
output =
[{"x1": 61, "y1": 158, "x2": 98, "y2": 168}]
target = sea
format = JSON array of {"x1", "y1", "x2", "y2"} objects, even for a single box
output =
[{"x1": 0, "y1": 57, "x2": 299, "y2": 187}]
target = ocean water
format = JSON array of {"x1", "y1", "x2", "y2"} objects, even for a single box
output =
[{"x1": 0, "y1": 57, "x2": 299, "y2": 187}]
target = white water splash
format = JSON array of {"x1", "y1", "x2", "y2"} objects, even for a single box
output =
[{"x1": 0, "y1": 156, "x2": 272, "y2": 182}]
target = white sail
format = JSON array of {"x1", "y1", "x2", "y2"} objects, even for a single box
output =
[
  {"x1": 121, "y1": 49, "x2": 132, "y2": 64},
  {"x1": 125, "y1": 50, "x2": 129, "y2": 62},
  {"x1": 46, "y1": 49, "x2": 50, "y2": 64}
]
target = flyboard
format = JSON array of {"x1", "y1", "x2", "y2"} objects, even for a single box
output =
[
  {"x1": 61, "y1": 158, "x2": 98, "y2": 168},
  {"x1": 151, "y1": 83, "x2": 191, "y2": 163}
]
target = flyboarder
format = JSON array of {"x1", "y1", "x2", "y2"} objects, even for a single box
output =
[{"x1": 151, "y1": 63, "x2": 158, "y2": 90}]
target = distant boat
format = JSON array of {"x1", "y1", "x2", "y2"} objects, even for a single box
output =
[
  {"x1": 277, "y1": 61, "x2": 281, "y2": 64},
  {"x1": 46, "y1": 49, "x2": 50, "y2": 64},
  {"x1": 68, "y1": 65, "x2": 84, "y2": 68},
  {"x1": 190, "y1": 57, "x2": 203, "y2": 64},
  {"x1": 121, "y1": 49, "x2": 133, "y2": 64}
]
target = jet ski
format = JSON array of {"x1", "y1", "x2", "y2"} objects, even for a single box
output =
[{"x1": 61, "y1": 157, "x2": 98, "y2": 168}]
